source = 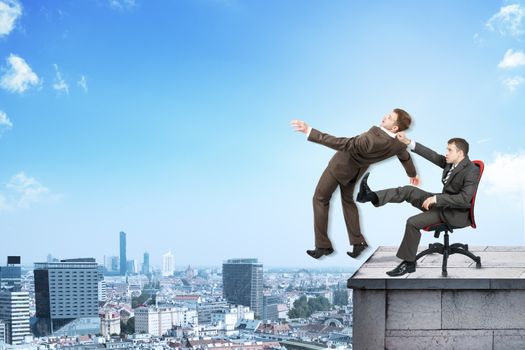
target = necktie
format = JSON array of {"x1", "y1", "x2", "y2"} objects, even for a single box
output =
[{"x1": 443, "y1": 165, "x2": 455, "y2": 184}]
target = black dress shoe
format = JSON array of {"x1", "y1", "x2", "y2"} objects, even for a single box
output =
[
  {"x1": 356, "y1": 172, "x2": 379, "y2": 205},
  {"x1": 306, "y1": 247, "x2": 334, "y2": 259},
  {"x1": 346, "y1": 241, "x2": 369, "y2": 258},
  {"x1": 386, "y1": 261, "x2": 416, "y2": 277}
]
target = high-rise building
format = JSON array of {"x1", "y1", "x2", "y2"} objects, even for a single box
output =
[
  {"x1": 0, "y1": 256, "x2": 30, "y2": 345},
  {"x1": 222, "y1": 259, "x2": 263, "y2": 318},
  {"x1": 97, "y1": 265, "x2": 106, "y2": 302},
  {"x1": 119, "y1": 231, "x2": 127, "y2": 276},
  {"x1": 0, "y1": 290, "x2": 31, "y2": 345},
  {"x1": 162, "y1": 251, "x2": 174, "y2": 277},
  {"x1": 142, "y1": 252, "x2": 150, "y2": 275},
  {"x1": 126, "y1": 260, "x2": 138, "y2": 275},
  {"x1": 103, "y1": 256, "x2": 119, "y2": 274},
  {"x1": 0, "y1": 256, "x2": 22, "y2": 291},
  {"x1": 33, "y1": 258, "x2": 100, "y2": 337}
]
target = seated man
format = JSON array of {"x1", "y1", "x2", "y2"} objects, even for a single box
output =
[{"x1": 357, "y1": 133, "x2": 480, "y2": 276}]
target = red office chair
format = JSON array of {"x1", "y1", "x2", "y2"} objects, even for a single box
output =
[{"x1": 415, "y1": 160, "x2": 484, "y2": 277}]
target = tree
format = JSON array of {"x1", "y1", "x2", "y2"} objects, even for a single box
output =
[
  {"x1": 288, "y1": 296, "x2": 332, "y2": 319},
  {"x1": 120, "y1": 317, "x2": 135, "y2": 335},
  {"x1": 333, "y1": 290, "x2": 348, "y2": 306}
]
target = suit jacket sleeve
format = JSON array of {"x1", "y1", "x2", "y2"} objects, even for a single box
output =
[
  {"x1": 413, "y1": 142, "x2": 447, "y2": 169},
  {"x1": 436, "y1": 166, "x2": 480, "y2": 209},
  {"x1": 307, "y1": 128, "x2": 370, "y2": 153},
  {"x1": 397, "y1": 150, "x2": 417, "y2": 178}
]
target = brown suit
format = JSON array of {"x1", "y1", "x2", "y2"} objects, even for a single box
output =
[
  {"x1": 308, "y1": 126, "x2": 417, "y2": 248},
  {"x1": 375, "y1": 142, "x2": 481, "y2": 262}
]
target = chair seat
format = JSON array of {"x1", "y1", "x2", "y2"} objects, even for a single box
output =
[{"x1": 423, "y1": 222, "x2": 454, "y2": 239}]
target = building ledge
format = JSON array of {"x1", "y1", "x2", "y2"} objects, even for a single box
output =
[{"x1": 348, "y1": 246, "x2": 525, "y2": 290}]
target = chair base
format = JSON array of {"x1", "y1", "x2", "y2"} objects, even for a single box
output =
[{"x1": 415, "y1": 232, "x2": 482, "y2": 277}]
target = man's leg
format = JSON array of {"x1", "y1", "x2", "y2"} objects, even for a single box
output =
[
  {"x1": 313, "y1": 167, "x2": 339, "y2": 249},
  {"x1": 397, "y1": 209, "x2": 443, "y2": 262},
  {"x1": 376, "y1": 185, "x2": 434, "y2": 210},
  {"x1": 340, "y1": 179, "x2": 366, "y2": 246}
]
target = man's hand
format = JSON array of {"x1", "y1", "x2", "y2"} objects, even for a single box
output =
[
  {"x1": 290, "y1": 119, "x2": 310, "y2": 134},
  {"x1": 409, "y1": 175, "x2": 420, "y2": 186},
  {"x1": 396, "y1": 131, "x2": 411, "y2": 145},
  {"x1": 422, "y1": 196, "x2": 436, "y2": 210}
]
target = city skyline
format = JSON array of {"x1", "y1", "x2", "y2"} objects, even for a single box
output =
[{"x1": 1, "y1": 0, "x2": 524, "y2": 268}]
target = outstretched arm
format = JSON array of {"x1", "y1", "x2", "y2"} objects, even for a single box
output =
[
  {"x1": 290, "y1": 119, "x2": 367, "y2": 153},
  {"x1": 397, "y1": 132, "x2": 447, "y2": 169}
]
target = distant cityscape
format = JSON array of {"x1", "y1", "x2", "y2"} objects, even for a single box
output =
[{"x1": 0, "y1": 232, "x2": 355, "y2": 350}]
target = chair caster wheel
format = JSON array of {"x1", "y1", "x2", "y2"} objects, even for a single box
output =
[{"x1": 476, "y1": 258, "x2": 481, "y2": 269}]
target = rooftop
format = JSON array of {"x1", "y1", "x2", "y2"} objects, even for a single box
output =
[{"x1": 348, "y1": 246, "x2": 525, "y2": 290}]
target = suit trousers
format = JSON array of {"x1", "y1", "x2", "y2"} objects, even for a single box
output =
[
  {"x1": 376, "y1": 186, "x2": 443, "y2": 262},
  {"x1": 313, "y1": 167, "x2": 367, "y2": 248}
]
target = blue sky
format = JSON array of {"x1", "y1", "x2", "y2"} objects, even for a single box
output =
[{"x1": 0, "y1": 0, "x2": 524, "y2": 269}]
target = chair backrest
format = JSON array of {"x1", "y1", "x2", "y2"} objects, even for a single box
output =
[{"x1": 469, "y1": 160, "x2": 484, "y2": 228}]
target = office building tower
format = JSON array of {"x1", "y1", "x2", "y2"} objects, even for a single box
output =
[
  {"x1": 263, "y1": 294, "x2": 281, "y2": 320},
  {"x1": 33, "y1": 258, "x2": 100, "y2": 336},
  {"x1": 162, "y1": 251, "x2": 174, "y2": 277},
  {"x1": 126, "y1": 260, "x2": 139, "y2": 275},
  {"x1": 119, "y1": 231, "x2": 127, "y2": 276},
  {"x1": 222, "y1": 259, "x2": 263, "y2": 318},
  {"x1": 0, "y1": 257, "x2": 30, "y2": 345},
  {"x1": 110, "y1": 256, "x2": 119, "y2": 273},
  {"x1": 142, "y1": 252, "x2": 150, "y2": 275},
  {"x1": 97, "y1": 265, "x2": 106, "y2": 302},
  {"x1": 0, "y1": 256, "x2": 21, "y2": 291},
  {"x1": 0, "y1": 290, "x2": 31, "y2": 345}
]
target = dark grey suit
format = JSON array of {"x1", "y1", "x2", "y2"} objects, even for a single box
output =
[
  {"x1": 308, "y1": 126, "x2": 417, "y2": 249},
  {"x1": 375, "y1": 142, "x2": 480, "y2": 262}
]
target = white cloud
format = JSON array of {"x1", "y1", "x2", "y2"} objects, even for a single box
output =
[
  {"x1": 486, "y1": 3, "x2": 525, "y2": 37},
  {"x1": 473, "y1": 33, "x2": 485, "y2": 47},
  {"x1": 4, "y1": 172, "x2": 54, "y2": 209},
  {"x1": 0, "y1": 110, "x2": 12, "y2": 128},
  {"x1": 77, "y1": 75, "x2": 88, "y2": 93},
  {"x1": 109, "y1": 0, "x2": 136, "y2": 10},
  {"x1": 498, "y1": 49, "x2": 525, "y2": 69},
  {"x1": 0, "y1": 0, "x2": 22, "y2": 37},
  {"x1": 52, "y1": 63, "x2": 69, "y2": 94},
  {"x1": 477, "y1": 137, "x2": 492, "y2": 144},
  {"x1": 0, "y1": 54, "x2": 41, "y2": 93},
  {"x1": 484, "y1": 152, "x2": 525, "y2": 195},
  {"x1": 502, "y1": 75, "x2": 524, "y2": 91}
]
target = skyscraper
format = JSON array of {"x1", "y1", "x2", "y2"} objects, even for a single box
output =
[
  {"x1": 162, "y1": 251, "x2": 174, "y2": 277},
  {"x1": 222, "y1": 258, "x2": 263, "y2": 318},
  {"x1": 33, "y1": 258, "x2": 100, "y2": 336},
  {"x1": 0, "y1": 290, "x2": 31, "y2": 345},
  {"x1": 0, "y1": 256, "x2": 30, "y2": 345},
  {"x1": 142, "y1": 252, "x2": 150, "y2": 275},
  {"x1": 119, "y1": 231, "x2": 127, "y2": 276}
]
